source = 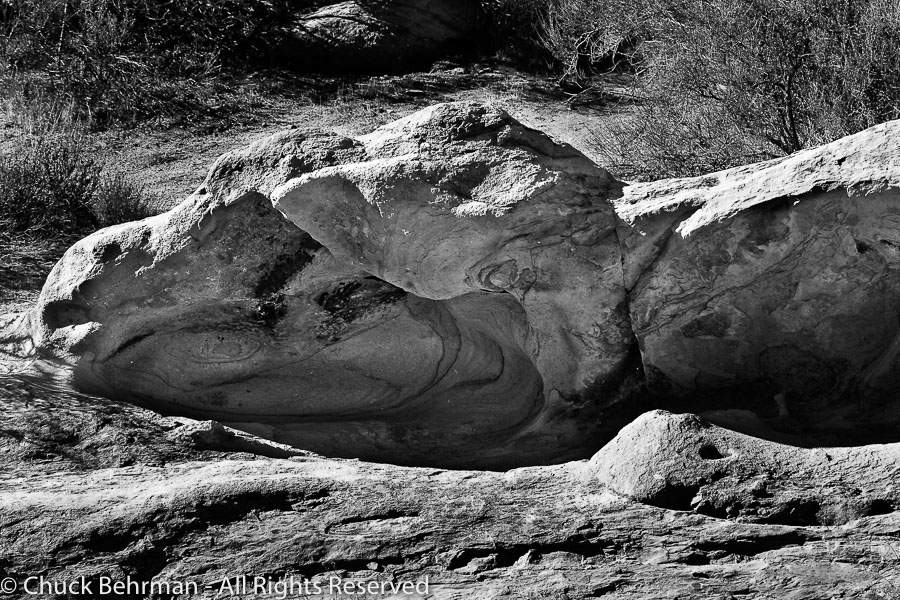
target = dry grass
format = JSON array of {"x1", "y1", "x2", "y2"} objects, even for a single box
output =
[
  {"x1": 0, "y1": 99, "x2": 160, "y2": 309},
  {"x1": 0, "y1": 112, "x2": 160, "y2": 235}
]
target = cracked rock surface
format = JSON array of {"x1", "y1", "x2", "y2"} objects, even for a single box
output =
[{"x1": 1, "y1": 380, "x2": 899, "y2": 599}]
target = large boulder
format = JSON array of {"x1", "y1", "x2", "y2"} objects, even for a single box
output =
[
  {"x1": 271, "y1": 0, "x2": 482, "y2": 72},
  {"x1": 5, "y1": 106, "x2": 900, "y2": 600},
  {"x1": 616, "y1": 121, "x2": 900, "y2": 434},
  {"x1": 6, "y1": 102, "x2": 632, "y2": 469}
]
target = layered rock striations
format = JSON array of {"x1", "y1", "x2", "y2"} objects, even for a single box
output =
[{"x1": 3, "y1": 103, "x2": 632, "y2": 469}]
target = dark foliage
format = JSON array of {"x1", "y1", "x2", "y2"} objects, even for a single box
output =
[{"x1": 0, "y1": 0, "x2": 322, "y2": 126}]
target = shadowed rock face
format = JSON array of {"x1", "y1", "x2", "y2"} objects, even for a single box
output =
[
  {"x1": 617, "y1": 121, "x2": 900, "y2": 438},
  {"x1": 12, "y1": 103, "x2": 632, "y2": 469},
  {"x1": 4, "y1": 104, "x2": 900, "y2": 467}
]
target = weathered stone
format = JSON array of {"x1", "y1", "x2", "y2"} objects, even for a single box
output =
[
  {"x1": 2, "y1": 379, "x2": 899, "y2": 600},
  {"x1": 8, "y1": 102, "x2": 632, "y2": 469},
  {"x1": 271, "y1": 0, "x2": 482, "y2": 73},
  {"x1": 591, "y1": 410, "x2": 900, "y2": 525},
  {"x1": 5, "y1": 107, "x2": 900, "y2": 458},
  {"x1": 616, "y1": 120, "x2": 900, "y2": 432}
]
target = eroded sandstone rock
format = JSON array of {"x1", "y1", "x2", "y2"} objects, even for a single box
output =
[
  {"x1": 7, "y1": 102, "x2": 632, "y2": 469},
  {"x1": 4, "y1": 105, "x2": 900, "y2": 467},
  {"x1": 4, "y1": 112, "x2": 900, "y2": 598},
  {"x1": 272, "y1": 0, "x2": 482, "y2": 72}
]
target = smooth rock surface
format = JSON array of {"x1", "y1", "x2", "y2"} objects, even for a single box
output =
[
  {"x1": 3, "y1": 102, "x2": 632, "y2": 469},
  {"x1": 272, "y1": 0, "x2": 482, "y2": 72}
]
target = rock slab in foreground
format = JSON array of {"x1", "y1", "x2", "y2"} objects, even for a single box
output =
[
  {"x1": 592, "y1": 410, "x2": 900, "y2": 525},
  {"x1": 2, "y1": 381, "x2": 899, "y2": 600}
]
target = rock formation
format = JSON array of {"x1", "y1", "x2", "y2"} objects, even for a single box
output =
[
  {"x1": 3, "y1": 104, "x2": 900, "y2": 467},
  {"x1": 617, "y1": 121, "x2": 900, "y2": 441},
  {"x1": 1, "y1": 380, "x2": 899, "y2": 599},
  {"x1": 271, "y1": 0, "x2": 482, "y2": 72},
  {"x1": 592, "y1": 410, "x2": 900, "y2": 524},
  {"x1": 3, "y1": 103, "x2": 634, "y2": 469},
  {"x1": 3, "y1": 104, "x2": 900, "y2": 598}
]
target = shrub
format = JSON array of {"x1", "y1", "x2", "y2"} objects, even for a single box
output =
[
  {"x1": 92, "y1": 171, "x2": 158, "y2": 227},
  {"x1": 0, "y1": 129, "x2": 98, "y2": 233},
  {"x1": 590, "y1": 100, "x2": 779, "y2": 182},
  {"x1": 545, "y1": 0, "x2": 900, "y2": 179},
  {"x1": 542, "y1": 0, "x2": 644, "y2": 77},
  {"x1": 0, "y1": 117, "x2": 158, "y2": 235}
]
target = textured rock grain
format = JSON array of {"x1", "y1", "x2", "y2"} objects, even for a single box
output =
[{"x1": 2, "y1": 382, "x2": 899, "y2": 600}]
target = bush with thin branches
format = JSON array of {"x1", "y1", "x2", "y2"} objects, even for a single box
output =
[
  {"x1": 0, "y1": 117, "x2": 158, "y2": 235},
  {"x1": 544, "y1": 0, "x2": 900, "y2": 179}
]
